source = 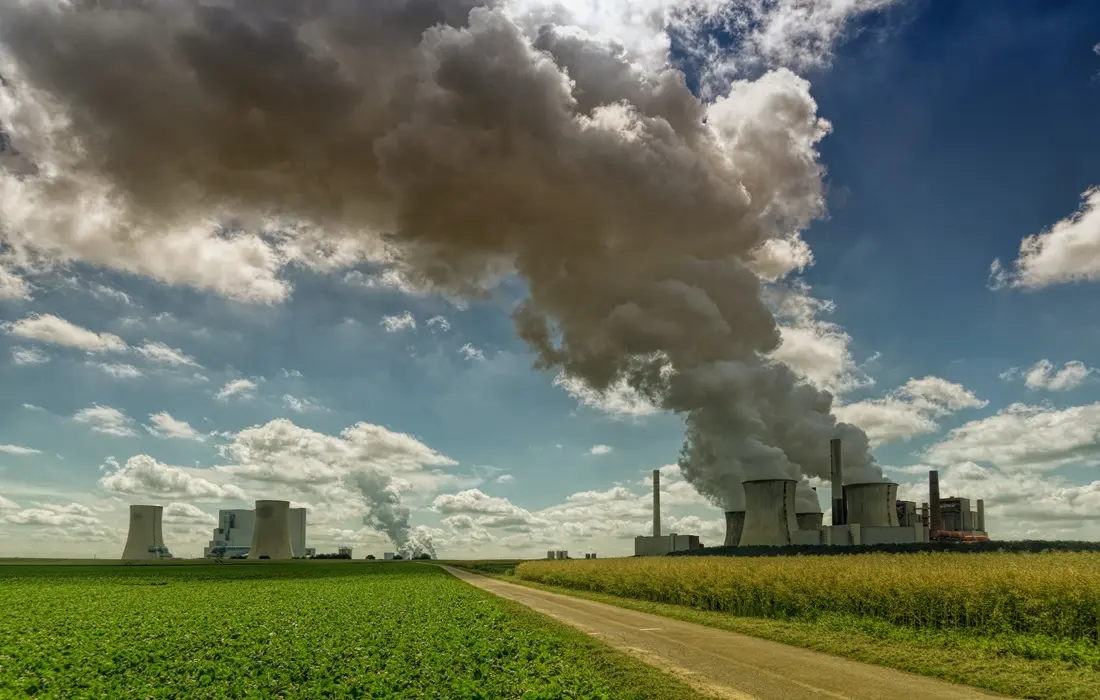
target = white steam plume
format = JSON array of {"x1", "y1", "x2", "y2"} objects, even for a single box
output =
[{"x1": 0, "y1": 0, "x2": 883, "y2": 514}]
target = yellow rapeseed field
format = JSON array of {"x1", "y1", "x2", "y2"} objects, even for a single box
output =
[{"x1": 516, "y1": 553, "x2": 1100, "y2": 641}]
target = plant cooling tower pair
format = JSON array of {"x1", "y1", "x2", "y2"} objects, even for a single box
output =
[{"x1": 122, "y1": 500, "x2": 295, "y2": 560}]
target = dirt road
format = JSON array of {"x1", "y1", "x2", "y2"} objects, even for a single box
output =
[{"x1": 442, "y1": 566, "x2": 1008, "y2": 700}]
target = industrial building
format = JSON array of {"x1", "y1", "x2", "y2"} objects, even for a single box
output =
[
  {"x1": 203, "y1": 503, "x2": 313, "y2": 558},
  {"x1": 927, "y1": 470, "x2": 988, "y2": 542},
  {"x1": 121, "y1": 505, "x2": 172, "y2": 560},
  {"x1": 635, "y1": 469, "x2": 704, "y2": 556}
]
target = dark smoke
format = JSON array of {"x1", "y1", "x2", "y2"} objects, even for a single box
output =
[{"x1": 0, "y1": 0, "x2": 882, "y2": 514}]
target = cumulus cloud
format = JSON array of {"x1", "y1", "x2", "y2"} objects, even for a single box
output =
[
  {"x1": 458, "y1": 343, "x2": 486, "y2": 361},
  {"x1": 1001, "y1": 359, "x2": 1095, "y2": 392},
  {"x1": 345, "y1": 268, "x2": 419, "y2": 294},
  {"x1": 427, "y1": 316, "x2": 451, "y2": 332},
  {"x1": 282, "y1": 395, "x2": 327, "y2": 413},
  {"x1": 0, "y1": 262, "x2": 30, "y2": 300},
  {"x1": 215, "y1": 378, "x2": 258, "y2": 401},
  {"x1": 99, "y1": 455, "x2": 246, "y2": 501},
  {"x1": 136, "y1": 341, "x2": 200, "y2": 367},
  {"x1": 2, "y1": 502, "x2": 101, "y2": 528},
  {"x1": 554, "y1": 372, "x2": 660, "y2": 418},
  {"x1": 588, "y1": 444, "x2": 613, "y2": 455},
  {"x1": 990, "y1": 187, "x2": 1100, "y2": 289},
  {"x1": 72, "y1": 405, "x2": 137, "y2": 437},
  {"x1": 162, "y1": 502, "x2": 216, "y2": 526},
  {"x1": 921, "y1": 402, "x2": 1100, "y2": 473},
  {"x1": 145, "y1": 412, "x2": 205, "y2": 441},
  {"x1": 379, "y1": 312, "x2": 417, "y2": 333},
  {"x1": 5, "y1": 314, "x2": 126, "y2": 352},
  {"x1": 834, "y1": 376, "x2": 987, "y2": 447},
  {"x1": 0, "y1": 444, "x2": 40, "y2": 455},
  {"x1": 11, "y1": 346, "x2": 48, "y2": 365}
]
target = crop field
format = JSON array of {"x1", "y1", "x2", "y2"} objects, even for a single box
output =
[
  {"x1": 0, "y1": 562, "x2": 703, "y2": 699},
  {"x1": 517, "y1": 552, "x2": 1100, "y2": 642}
]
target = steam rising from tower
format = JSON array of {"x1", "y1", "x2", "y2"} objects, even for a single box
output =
[{"x1": 0, "y1": 0, "x2": 884, "y2": 506}]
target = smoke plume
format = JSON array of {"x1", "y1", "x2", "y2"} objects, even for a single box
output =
[
  {"x1": 346, "y1": 469, "x2": 434, "y2": 558},
  {"x1": 0, "y1": 0, "x2": 883, "y2": 514}
]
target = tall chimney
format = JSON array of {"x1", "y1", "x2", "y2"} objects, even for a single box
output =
[
  {"x1": 929, "y1": 470, "x2": 941, "y2": 532},
  {"x1": 830, "y1": 438, "x2": 845, "y2": 525},
  {"x1": 652, "y1": 469, "x2": 661, "y2": 537},
  {"x1": 976, "y1": 499, "x2": 985, "y2": 532}
]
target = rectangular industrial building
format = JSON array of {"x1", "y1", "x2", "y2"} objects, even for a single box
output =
[{"x1": 634, "y1": 533, "x2": 700, "y2": 556}]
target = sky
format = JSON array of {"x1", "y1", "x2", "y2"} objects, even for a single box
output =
[{"x1": 1, "y1": 0, "x2": 1099, "y2": 559}]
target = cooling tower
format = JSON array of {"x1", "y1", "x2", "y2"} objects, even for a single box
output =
[
  {"x1": 739, "y1": 479, "x2": 798, "y2": 546},
  {"x1": 248, "y1": 500, "x2": 294, "y2": 560},
  {"x1": 844, "y1": 482, "x2": 899, "y2": 527},
  {"x1": 830, "y1": 438, "x2": 846, "y2": 525},
  {"x1": 121, "y1": 504, "x2": 166, "y2": 559},
  {"x1": 652, "y1": 469, "x2": 661, "y2": 537},
  {"x1": 723, "y1": 510, "x2": 745, "y2": 547},
  {"x1": 796, "y1": 512, "x2": 824, "y2": 530},
  {"x1": 929, "y1": 470, "x2": 942, "y2": 531}
]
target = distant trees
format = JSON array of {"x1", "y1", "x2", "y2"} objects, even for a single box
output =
[
  {"x1": 414, "y1": 553, "x2": 432, "y2": 560},
  {"x1": 311, "y1": 552, "x2": 352, "y2": 560},
  {"x1": 365, "y1": 555, "x2": 376, "y2": 560}
]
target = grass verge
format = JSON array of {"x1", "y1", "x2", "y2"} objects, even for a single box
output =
[{"x1": 489, "y1": 573, "x2": 1100, "y2": 700}]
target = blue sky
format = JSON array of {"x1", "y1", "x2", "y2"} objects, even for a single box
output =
[{"x1": 1, "y1": 0, "x2": 1099, "y2": 558}]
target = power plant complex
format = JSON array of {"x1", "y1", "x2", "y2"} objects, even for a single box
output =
[
  {"x1": 636, "y1": 438, "x2": 989, "y2": 556},
  {"x1": 119, "y1": 500, "x2": 312, "y2": 560}
]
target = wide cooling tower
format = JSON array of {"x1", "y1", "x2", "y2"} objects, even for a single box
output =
[
  {"x1": 796, "y1": 512, "x2": 823, "y2": 530},
  {"x1": 723, "y1": 511, "x2": 745, "y2": 547},
  {"x1": 249, "y1": 500, "x2": 294, "y2": 560},
  {"x1": 122, "y1": 505, "x2": 166, "y2": 560},
  {"x1": 739, "y1": 479, "x2": 798, "y2": 546},
  {"x1": 844, "y1": 482, "x2": 899, "y2": 527}
]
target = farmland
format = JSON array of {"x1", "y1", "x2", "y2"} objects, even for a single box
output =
[
  {"x1": 515, "y1": 553, "x2": 1100, "y2": 699},
  {"x1": 0, "y1": 562, "x2": 703, "y2": 699}
]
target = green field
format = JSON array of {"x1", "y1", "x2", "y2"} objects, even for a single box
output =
[
  {"x1": 514, "y1": 553, "x2": 1100, "y2": 699},
  {"x1": 0, "y1": 562, "x2": 704, "y2": 699}
]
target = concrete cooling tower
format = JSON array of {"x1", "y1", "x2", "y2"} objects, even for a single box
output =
[
  {"x1": 844, "y1": 482, "x2": 900, "y2": 527},
  {"x1": 121, "y1": 505, "x2": 168, "y2": 560},
  {"x1": 723, "y1": 511, "x2": 745, "y2": 547},
  {"x1": 249, "y1": 500, "x2": 294, "y2": 560},
  {"x1": 796, "y1": 512, "x2": 824, "y2": 530},
  {"x1": 739, "y1": 479, "x2": 798, "y2": 546}
]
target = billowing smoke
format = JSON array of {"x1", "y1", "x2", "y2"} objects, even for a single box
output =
[
  {"x1": 0, "y1": 1, "x2": 883, "y2": 513},
  {"x1": 346, "y1": 469, "x2": 435, "y2": 558},
  {"x1": 795, "y1": 478, "x2": 822, "y2": 513}
]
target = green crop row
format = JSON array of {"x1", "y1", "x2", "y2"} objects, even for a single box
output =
[
  {"x1": 515, "y1": 552, "x2": 1100, "y2": 642},
  {"x1": 0, "y1": 563, "x2": 700, "y2": 699}
]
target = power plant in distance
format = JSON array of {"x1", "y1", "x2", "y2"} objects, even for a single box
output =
[
  {"x1": 203, "y1": 500, "x2": 312, "y2": 559},
  {"x1": 636, "y1": 438, "x2": 989, "y2": 555},
  {"x1": 121, "y1": 505, "x2": 173, "y2": 559}
]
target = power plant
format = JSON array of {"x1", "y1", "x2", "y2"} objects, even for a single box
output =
[
  {"x1": 642, "y1": 438, "x2": 990, "y2": 555},
  {"x1": 204, "y1": 502, "x2": 312, "y2": 559},
  {"x1": 121, "y1": 505, "x2": 172, "y2": 559}
]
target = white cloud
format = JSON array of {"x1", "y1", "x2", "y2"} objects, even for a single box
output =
[
  {"x1": 1003, "y1": 360, "x2": 1095, "y2": 392},
  {"x1": 458, "y1": 343, "x2": 486, "y2": 361},
  {"x1": 2, "y1": 502, "x2": 101, "y2": 528},
  {"x1": 87, "y1": 362, "x2": 145, "y2": 379},
  {"x1": 768, "y1": 284, "x2": 873, "y2": 396},
  {"x1": 282, "y1": 395, "x2": 327, "y2": 413},
  {"x1": 0, "y1": 263, "x2": 31, "y2": 300},
  {"x1": 145, "y1": 412, "x2": 204, "y2": 441},
  {"x1": 215, "y1": 378, "x2": 258, "y2": 401},
  {"x1": 0, "y1": 495, "x2": 18, "y2": 510},
  {"x1": 136, "y1": 341, "x2": 200, "y2": 367},
  {"x1": 99, "y1": 455, "x2": 246, "y2": 501},
  {"x1": 72, "y1": 405, "x2": 136, "y2": 437},
  {"x1": 496, "y1": 474, "x2": 515, "y2": 484},
  {"x1": 5, "y1": 314, "x2": 126, "y2": 352},
  {"x1": 345, "y1": 268, "x2": 418, "y2": 294},
  {"x1": 280, "y1": 368, "x2": 304, "y2": 379},
  {"x1": 588, "y1": 444, "x2": 612, "y2": 455},
  {"x1": 990, "y1": 186, "x2": 1100, "y2": 289},
  {"x1": 11, "y1": 346, "x2": 48, "y2": 365},
  {"x1": 834, "y1": 376, "x2": 987, "y2": 447},
  {"x1": 162, "y1": 502, "x2": 216, "y2": 526},
  {"x1": 21, "y1": 403, "x2": 44, "y2": 411},
  {"x1": 426, "y1": 316, "x2": 451, "y2": 332},
  {"x1": 748, "y1": 234, "x2": 814, "y2": 281},
  {"x1": 554, "y1": 372, "x2": 659, "y2": 418},
  {"x1": 0, "y1": 444, "x2": 41, "y2": 455},
  {"x1": 380, "y1": 312, "x2": 417, "y2": 332},
  {"x1": 922, "y1": 402, "x2": 1100, "y2": 473}
]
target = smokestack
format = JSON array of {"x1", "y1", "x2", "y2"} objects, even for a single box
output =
[
  {"x1": 249, "y1": 500, "x2": 294, "y2": 560},
  {"x1": 652, "y1": 469, "x2": 661, "y2": 537},
  {"x1": 723, "y1": 510, "x2": 745, "y2": 546},
  {"x1": 121, "y1": 504, "x2": 167, "y2": 560},
  {"x1": 977, "y1": 499, "x2": 985, "y2": 532},
  {"x1": 843, "y1": 483, "x2": 899, "y2": 527},
  {"x1": 929, "y1": 470, "x2": 942, "y2": 532},
  {"x1": 830, "y1": 438, "x2": 845, "y2": 525},
  {"x1": 739, "y1": 479, "x2": 798, "y2": 546}
]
